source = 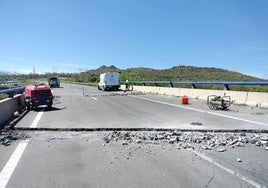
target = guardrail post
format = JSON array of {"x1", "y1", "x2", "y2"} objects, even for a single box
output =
[
  {"x1": 8, "y1": 92, "x2": 14, "y2": 98},
  {"x1": 191, "y1": 84, "x2": 196, "y2": 89},
  {"x1": 224, "y1": 84, "x2": 230, "y2": 91},
  {"x1": 154, "y1": 83, "x2": 158, "y2": 87},
  {"x1": 169, "y1": 82, "x2": 174, "y2": 88}
]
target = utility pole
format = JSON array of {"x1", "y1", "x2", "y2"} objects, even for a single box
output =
[{"x1": 33, "y1": 67, "x2": 36, "y2": 81}]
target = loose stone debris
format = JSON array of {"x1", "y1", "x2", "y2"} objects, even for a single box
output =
[
  {"x1": 1, "y1": 127, "x2": 267, "y2": 155},
  {"x1": 103, "y1": 130, "x2": 268, "y2": 153},
  {"x1": 0, "y1": 129, "x2": 28, "y2": 146},
  {"x1": 84, "y1": 91, "x2": 144, "y2": 98}
]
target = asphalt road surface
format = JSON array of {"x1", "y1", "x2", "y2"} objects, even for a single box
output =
[{"x1": 0, "y1": 83, "x2": 267, "y2": 188}]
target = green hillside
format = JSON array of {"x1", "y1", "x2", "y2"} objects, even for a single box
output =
[
  {"x1": 82, "y1": 65, "x2": 266, "y2": 82},
  {"x1": 77, "y1": 65, "x2": 267, "y2": 92}
]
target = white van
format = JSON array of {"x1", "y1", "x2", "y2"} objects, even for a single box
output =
[{"x1": 98, "y1": 72, "x2": 120, "y2": 91}]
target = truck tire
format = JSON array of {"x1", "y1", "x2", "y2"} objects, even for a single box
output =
[
  {"x1": 26, "y1": 104, "x2": 31, "y2": 111},
  {"x1": 47, "y1": 104, "x2": 52, "y2": 109}
]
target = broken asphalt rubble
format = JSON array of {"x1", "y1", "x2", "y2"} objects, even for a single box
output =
[
  {"x1": 1, "y1": 128, "x2": 267, "y2": 152},
  {"x1": 103, "y1": 130, "x2": 268, "y2": 152},
  {"x1": 0, "y1": 129, "x2": 28, "y2": 146},
  {"x1": 2, "y1": 126, "x2": 268, "y2": 155}
]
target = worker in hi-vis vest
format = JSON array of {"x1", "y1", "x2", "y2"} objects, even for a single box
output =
[{"x1": 125, "y1": 79, "x2": 129, "y2": 90}]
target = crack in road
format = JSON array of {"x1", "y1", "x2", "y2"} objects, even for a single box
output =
[{"x1": 205, "y1": 165, "x2": 215, "y2": 188}]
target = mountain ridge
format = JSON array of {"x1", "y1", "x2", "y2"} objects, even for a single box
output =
[
  {"x1": 0, "y1": 69, "x2": 21, "y2": 76},
  {"x1": 84, "y1": 65, "x2": 267, "y2": 82}
]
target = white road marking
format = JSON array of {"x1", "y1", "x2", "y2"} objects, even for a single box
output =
[
  {"x1": 189, "y1": 150, "x2": 264, "y2": 188},
  {"x1": 130, "y1": 96, "x2": 268, "y2": 126},
  {"x1": 91, "y1": 96, "x2": 98, "y2": 101},
  {"x1": 30, "y1": 108, "x2": 45, "y2": 128},
  {"x1": 0, "y1": 108, "x2": 44, "y2": 188},
  {"x1": 0, "y1": 140, "x2": 29, "y2": 188}
]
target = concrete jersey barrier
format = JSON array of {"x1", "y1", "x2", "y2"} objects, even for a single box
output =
[
  {"x1": 131, "y1": 86, "x2": 268, "y2": 108},
  {"x1": 0, "y1": 94, "x2": 24, "y2": 127}
]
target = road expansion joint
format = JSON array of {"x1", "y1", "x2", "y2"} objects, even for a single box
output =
[{"x1": 1, "y1": 128, "x2": 268, "y2": 152}]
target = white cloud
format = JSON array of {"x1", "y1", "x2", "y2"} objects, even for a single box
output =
[{"x1": 19, "y1": 69, "x2": 41, "y2": 74}]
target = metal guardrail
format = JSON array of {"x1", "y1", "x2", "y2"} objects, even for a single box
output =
[
  {"x1": 0, "y1": 81, "x2": 20, "y2": 86},
  {"x1": 1, "y1": 81, "x2": 268, "y2": 97},
  {"x1": 0, "y1": 87, "x2": 25, "y2": 98},
  {"x1": 63, "y1": 81, "x2": 98, "y2": 87},
  {"x1": 130, "y1": 81, "x2": 268, "y2": 90}
]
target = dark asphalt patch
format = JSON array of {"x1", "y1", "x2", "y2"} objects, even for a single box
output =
[
  {"x1": 191, "y1": 122, "x2": 203, "y2": 126},
  {"x1": 12, "y1": 127, "x2": 268, "y2": 133}
]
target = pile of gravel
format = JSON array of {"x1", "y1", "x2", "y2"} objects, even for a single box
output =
[{"x1": 103, "y1": 130, "x2": 268, "y2": 152}]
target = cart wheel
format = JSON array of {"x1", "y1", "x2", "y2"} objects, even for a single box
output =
[
  {"x1": 26, "y1": 105, "x2": 31, "y2": 111},
  {"x1": 25, "y1": 100, "x2": 31, "y2": 111}
]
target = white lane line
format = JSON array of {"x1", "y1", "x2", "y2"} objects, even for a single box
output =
[
  {"x1": 0, "y1": 140, "x2": 29, "y2": 188},
  {"x1": 0, "y1": 108, "x2": 44, "y2": 188},
  {"x1": 130, "y1": 96, "x2": 268, "y2": 126},
  {"x1": 30, "y1": 108, "x2": 45, "y2": 128},
  {"x1": 91, "y1": 96, "x2": 98, "y2": 101},
  {"x1": 189, "y1": 150, "x2": 264, "y2": 188}
]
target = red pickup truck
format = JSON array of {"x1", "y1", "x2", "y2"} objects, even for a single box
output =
[{"x1": 24, "y1": 84, "x2": 54, "y2": 110}]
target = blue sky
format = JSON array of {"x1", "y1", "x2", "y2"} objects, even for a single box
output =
[{"x1": 0, "y1": 0, "x2": 268, "y2": 79}]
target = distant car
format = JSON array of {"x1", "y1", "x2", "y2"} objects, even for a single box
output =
[
  {"x1": 48, "y1": 77, "x2": 60, "y2": 88},
  {"x1": 24, "y1": 84, "x2": 54, "y2": 110},
  {"x1": 98, "y1": 72, "x2": 120, "y2": 91}
]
